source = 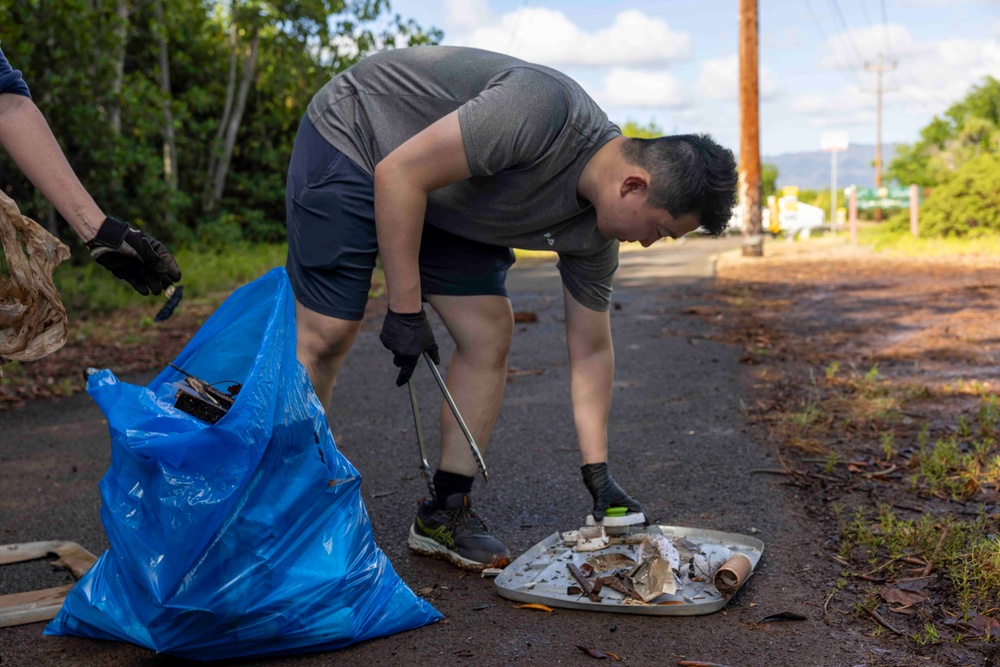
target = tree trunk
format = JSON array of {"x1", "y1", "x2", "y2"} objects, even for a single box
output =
[
  {"x1": 153, "y1": 0, "x2": 177, "y2": 227},
  {"x1": 109, "y1": 0, "x2": 130, "y2": 136},
  {"x1": 207, "y1": 26, "x2": 259, "y2": 210},
  {"x1": 203, "y1": 2, "x2": 240, "y2": 212}
]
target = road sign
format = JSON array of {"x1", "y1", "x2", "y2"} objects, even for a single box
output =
[
  {"x1": 854, "y1": 186, "x2": 919, "y2": 210},
  {"x1": 821, "y1": 132, "x2": 849, "y2": 152}
]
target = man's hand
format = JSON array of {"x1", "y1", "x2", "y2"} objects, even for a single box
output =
[
  {"x1": 581, "y1": 462, "x2": 645, "y2": 522},
  {"x1": 86, "y1": 217, "x2": 181, "y2": 295},
  {"x1": 379, "y1": 308, "x2": 440, "y2": 386}
]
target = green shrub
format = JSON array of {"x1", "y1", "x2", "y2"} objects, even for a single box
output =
[{"x1": 920, "y1": 153, "x2": 1000, "y2": 237}]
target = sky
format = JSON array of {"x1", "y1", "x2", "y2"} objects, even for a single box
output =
[{"x1": 380, "y1": 0, "x2": 1000, "y2": 157}]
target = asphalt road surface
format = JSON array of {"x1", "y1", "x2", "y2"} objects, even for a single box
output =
[{"x1": 0, "y1": 237, "x2": 873, "y2": 666}]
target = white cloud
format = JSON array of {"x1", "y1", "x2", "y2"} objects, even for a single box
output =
[
  {"x1": 444, "y1": 0, "x2": 491, "y2": 30},
  {"x1": 806, "y1": 111, "x2": 876, "y2": 128},
  {"x1": 799, "y1": 25, "x2": 1000, "y2": 130},
  {"x1": 820, "y1": 25, "x2": 917, "y2": 70},
  {"x1": 594, "y1": 69, "x2": 687, "y2": 108},
  {"x1": 695, "y1": 55, "x2": 782, "y2": 101},
  {"x1": 454, "y1": 8, "x2": 691, "y2": 67}
]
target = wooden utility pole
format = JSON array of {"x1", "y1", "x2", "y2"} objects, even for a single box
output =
[
  {"x1": 739, "y1": 0, "x2": 762, "y2": 257},
  {"x1": 865, "y1": 53, "x2": 896, "y2": 221}
]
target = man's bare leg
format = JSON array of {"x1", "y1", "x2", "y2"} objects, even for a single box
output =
[
  {"x1": 425, "y1": 294, "x2": 513, "y2": 476},
  {"x1": 407, "y1": 294, "x2": 514, "y2": 571},
  {"x1": 295, "y1": 299, "x2": 362, "y2": 409}
]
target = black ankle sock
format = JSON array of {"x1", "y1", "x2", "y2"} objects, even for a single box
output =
[{"x1": 433, "y1": 470, "x2": 474, "y2": 507}]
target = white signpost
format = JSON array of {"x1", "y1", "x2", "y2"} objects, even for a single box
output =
[{"x1": 821, "y1": 132, "x2": 849, "y2": 233}]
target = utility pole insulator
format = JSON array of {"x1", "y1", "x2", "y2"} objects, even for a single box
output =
[{"x1": 739, "y1": 0, "x2": 762, "y2": 257}]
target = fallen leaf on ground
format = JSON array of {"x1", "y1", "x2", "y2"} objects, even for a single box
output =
[
  {"x1": 887, "y1": 606, "x2": 915, "y2": 615},
  {"x1": 515, "y1": 603, "x2": 554, "y2": 613},
  {"x1": 576, "y1": 646, "x2": 621, "y2": 661},
  {"x1": 506, "y1": 367, "x2": 545, "y2": 379},
  {"x1": 896, "y1": 576, "x2": 934, "y2": 592},
  {"x1": 513, "y1": 311, "x2": 538, "y2": 323},
  {"x1": 681, "y1": 306, "x2": 722, "y2": 317},
  {"x1": 759, "y1": 611, "x2": 808, "y2": 623},
  {"x1": 879, "y1": 587, "x2": 929, "y2": 607},
  {"x1": 416, "y1": 586, "x2": 434, "y2": 596},
  {"x1": 967, "y1": 615, "x2": 1000, "y2": 638}
]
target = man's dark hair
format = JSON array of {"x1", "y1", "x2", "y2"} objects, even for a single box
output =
[{"x1": 620, "y1": 134, "x2": 738, "y2": 236}]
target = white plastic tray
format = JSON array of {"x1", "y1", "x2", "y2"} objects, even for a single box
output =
[{"x1": 494, "y1": 525, "x2": 764, "y2": 616}]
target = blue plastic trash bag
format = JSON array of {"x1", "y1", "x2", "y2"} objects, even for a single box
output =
[{"x1": 45, "y1": 267, "x2": 441, "y2": 660}]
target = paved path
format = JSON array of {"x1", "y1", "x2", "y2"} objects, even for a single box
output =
[{"x1": 0, "y1": 238, "x2": 871, "y2": 666}]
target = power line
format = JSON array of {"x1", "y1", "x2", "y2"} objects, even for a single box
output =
[
  {"x1": 859, "y1": 0, "x2": 872, "y2": 28},
  {"x1": 802, "y1": 0, "x2": 830, "y2": 44},
  {"x1": 879, "y1": 0, "x2": 894, "y2": 59},
  {"x1": 826, "y1": 0, "x2": 867, "y2": 68},
  {"x1": 802, "y1": 0, "x2": 865, "y2": 88}
]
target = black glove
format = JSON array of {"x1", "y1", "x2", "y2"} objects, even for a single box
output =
[
  {"x1": 379, "y1": 308, "x2": 440, "y2": 387},
  {"x1": 86, "y1": 216, "x2": 181, "y2": 296},
  {"x1": 581, "y1": 462, "x2": 646, "y2": 522}
]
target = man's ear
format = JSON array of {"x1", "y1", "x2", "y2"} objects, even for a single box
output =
[{"x1": 619, "y1": 174, "x2": 648, "y2": 199}]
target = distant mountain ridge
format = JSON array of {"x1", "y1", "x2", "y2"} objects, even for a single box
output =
[{"x1": 764, "y1": 143, "x2": 903, "y2": 191}]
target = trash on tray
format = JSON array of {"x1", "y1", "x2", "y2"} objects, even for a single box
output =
[
  {"x1": 575, "y1": 525, "x2": 610, "y2": 552},
  {"x1": 626, "y1": 534, "x2": 680, "y2": 600},
  {"x1": 495, "y1": 525, "x2": 764, "y2": 616},
  {"x1": 713, "y1": 552, "x2": 753, "y2": 596}
]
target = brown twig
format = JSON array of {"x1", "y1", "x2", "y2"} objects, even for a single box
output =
[
  {"x1": 866, "y1": 608, "x2": 904, "y2": 635},
  {"x1": 567, "y1": 563, "x2": 601, "y2": 603},
  {"x1": 922, "y1": 525, "x2": 949, "y2": 577},
  {"x1": 864, "y1": 464, "x2": 899, "y2": 478}
]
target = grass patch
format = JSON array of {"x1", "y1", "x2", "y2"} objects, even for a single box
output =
[
  {"x1": 56, "y1": 242, "x2": 289, "y2": 314},
  {"x1": 860, "y1": 225, "x2": 1000, "y2": 258},
  {"x1": 53, "y1": 242, "x2": 386, "y2": 314},
  {"x1": 839, "y1": 504, "x2": 1000, "y2": 624}
]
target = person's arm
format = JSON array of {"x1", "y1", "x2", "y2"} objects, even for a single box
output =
[
  {"x1": 0, "y1": 93, "x2": 103, "y2": 242},
  {"x1": 373, "y1": 109, "x2": 471, "y2": 313},
  {"x1": 374, "y1": 110, "x2": 472, "y2": 385},
  {"x1": 563, "y1": 285, "x2": 645, "y2": 522},
  {"x1": 562, "y1": 283, "x2": 614, "y2": 464}
]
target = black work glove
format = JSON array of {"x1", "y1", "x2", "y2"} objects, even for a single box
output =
[
  {"x1": 379, "y1": 308, "x2": 440, "y2": 387},
  {"x1": 581, "y1": 462, "x2": 646, "y2": 522},
  {"x1": 86, "y1": 216, "x2": 182, "y2": 296}
]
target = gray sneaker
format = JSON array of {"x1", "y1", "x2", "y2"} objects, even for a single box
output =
[{"x1": 408, "y1": 493, "x2": 511, "y2": 572}]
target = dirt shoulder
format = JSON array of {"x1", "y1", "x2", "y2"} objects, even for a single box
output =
[{"x1": 703, "y1": 236, "x2": 1000, "y2": 665}]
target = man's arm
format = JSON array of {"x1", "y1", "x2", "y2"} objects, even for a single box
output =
[
  {"x1": 562, "y1": 284, "x2": 614, "y2": 464},
  {"x1": 373, "y1": 110, "x2": 472, "y2": 313},
  {"x1": 0, "y1": 93, "x2": 103, "y2": 242}
]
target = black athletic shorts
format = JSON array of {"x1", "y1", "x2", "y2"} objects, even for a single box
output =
[{"x1": 286, "y1": 117, "x2": 515, "y2": 321}]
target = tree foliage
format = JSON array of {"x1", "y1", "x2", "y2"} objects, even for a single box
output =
[
  {"x1": 918, "y1": 152, "x2": 1000, "y2": 237},
  {"x1": 887, "y1": 77, "x2": 1000, "y2": 188},
  {"x1": 0, "y1": 0, "x2": 441, "y2": 249},
  {"x1": 620, "y1": 119, "x2": 663, "y2": 139}
]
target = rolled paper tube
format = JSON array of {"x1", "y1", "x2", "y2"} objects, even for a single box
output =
[{"x1": 713, "y1": 552, "x2": 753, "y2": 596}]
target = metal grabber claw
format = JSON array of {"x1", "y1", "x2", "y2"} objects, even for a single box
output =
[{"x1": 406, "y1": 352, "x2": 490, "y2": 495}]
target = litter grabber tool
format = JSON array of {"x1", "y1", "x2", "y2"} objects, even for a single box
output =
[
  {"x1": 413, "y1": 351, "x2": 489, "y2": 482},
  {"x1": 407, "y1": 378, "x2": 436, "y2": 500}
]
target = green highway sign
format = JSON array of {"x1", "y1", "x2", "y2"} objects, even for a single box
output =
[{"x1": 853, "y1": 186, "x2": 920, "y2": 210}]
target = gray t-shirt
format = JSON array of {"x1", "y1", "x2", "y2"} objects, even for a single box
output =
[{"x1": 306, "y1": 46, "x2": 621, "y2": 311}]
